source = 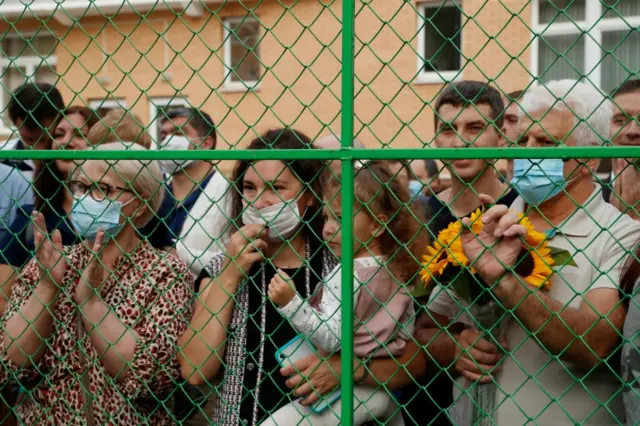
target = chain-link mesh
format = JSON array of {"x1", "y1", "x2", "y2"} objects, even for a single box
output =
[{"x1": 0, "y1": 0, "x2": 639, "y2": 425}]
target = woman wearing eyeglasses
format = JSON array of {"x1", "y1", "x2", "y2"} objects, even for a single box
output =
[
  {"x1": 0, "y1": 109, "x2": 172, "y2": 313},
  {"x1": 0, "y1": 142, "x2": 193, "y2": 425}
]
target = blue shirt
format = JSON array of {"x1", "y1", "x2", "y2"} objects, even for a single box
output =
[
  {"x1": 0, "y1": 138, "x2": 35, "y2": 174},
  {"x1": 0, "y1": 164, "x2": 33, "y2": 242},
  {"x1": 0, "y1": 203, "x2": 75, "y2": 268}
]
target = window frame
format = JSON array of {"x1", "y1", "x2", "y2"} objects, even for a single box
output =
[
  {"x1": 415, "y1": 0, "x2": 464, "y2": 85},
  {"x1": 88, "y1": 98, "x2": 128, "y2": 111},
  {"x1": 0, "y1": 31, "x2": 58, "y2": 134},
  {"x1": 147, "y1": 96, "x2": 190, "y2": 147},
  {"x1": 222, "y1": 16, "x2": 262, "y2": 91},
  {"x1": 531, "y1": 0, "x2": 640, "y2": 89}
]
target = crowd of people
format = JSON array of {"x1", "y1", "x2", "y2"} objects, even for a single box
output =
[{"x1": 0, "y1": 77, "x2": 638, "y2": 426}]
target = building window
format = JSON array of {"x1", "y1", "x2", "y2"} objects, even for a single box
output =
[
  {"x1": 0, "y1": 33, "x2": 58, "y2": 131},
  {"x1": 223, "y1": 17, "x2": 261, "y2": 89},
  {"x1": 89, "y1": 98, "x2": 129, "y2": 117},
  {"x1": 147, "y1": 97, "x2": 189, "y2": 146},
  {"x1": 535, "y1": 0, "x2": 640, "y2": 93},
  {"x1": 417, "y1": 1, "x2": 463, "y2": 84}
]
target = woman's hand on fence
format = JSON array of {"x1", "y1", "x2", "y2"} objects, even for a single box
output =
[
  {"x1": 268, "y1": 269, "x2": 296, "y2": 307},
  {"x1": 224, "y1": 225, "x2": 269, "y2": 278},
  {"x1": 461, "y1": 194, "x2": 526, "y2": 284},
  {"x1": 280, "y1": 352, "x2": 340, "y2": 406},
  {"x1": 33, "y1": 212, "x2": 67, "y2": 289},
  {"x1": 75, "y1": 230, "x2": 107, "y2": 304},
  {"x1": 454, "y1": 328, "x2": 505, "y2": 384}
]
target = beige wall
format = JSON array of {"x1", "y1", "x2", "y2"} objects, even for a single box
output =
[{"x1": 1, "y1": 0, "x2": 532, "y2": 156}]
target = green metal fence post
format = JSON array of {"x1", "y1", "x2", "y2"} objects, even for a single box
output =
[{"x1": 340, "y1": 0, "x2": 356, "y2": 421}]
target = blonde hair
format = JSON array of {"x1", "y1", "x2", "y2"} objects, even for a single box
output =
[
  {"x1": 75, "y1": 142, "x2": 165, "y2": 228},
  {"x1": 87, "y1": 108, "x2": 152, "y2": 149}
]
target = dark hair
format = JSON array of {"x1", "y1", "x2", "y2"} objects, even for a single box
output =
[
  {"x1": 506, "y1": 90, "x2": 525, "y2": 102},
  {"x1": 620, "y1": 241, "x2": 640, "y2": 299},
  {"x1": 612, "y1": 79, "x2": 640, "y2": 97},
  {"x1": 425, "y1": 159, "x2": 438, "y2": 178},
  {"x1": 229, "y1": 128, "x2": 324, "y2": 241},
  {"x1": 163, "y1": 107, "x2": 217, "y2": 149},
  {"x1": 33, "y1": 106, "x2": 100, "y2": 214},
  {"x1": 64, "y1": 106, "x2": 100, "y2": 131},
  {"x1": 327, "y1": 161, "x2": 427, "y2": 285},
  {"x1": 8, "y1": 83, "x2": 65, "y2": 130},
  {"x1": 434, "y1": 80, "x2": 505, "y2": 130}
]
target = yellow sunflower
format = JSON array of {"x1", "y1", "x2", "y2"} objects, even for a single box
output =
[
  {"x1": 517, "y1": 213, "x2": 547, "y2": 248},
  {"x1": 419, "y1": 241, "x2": 448, "y2": 285},
  {"x1": 524, "y1": 243, "x2": 554, "y2": 289}
]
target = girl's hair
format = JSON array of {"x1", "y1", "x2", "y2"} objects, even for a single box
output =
[
  {"x1": 229, "y1": 128, "x2": 325, "y2": 242},
  {"x1": 620, "y1": 241, "x2": 640, "y2": 299},
  {"x1": 327, "y1": 160, "x2": 427, "y2": 285},
  {"x1": 34, "y1": 106, "x2": 100, "y2": 214}
]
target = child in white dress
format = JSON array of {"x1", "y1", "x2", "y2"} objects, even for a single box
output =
[{"x1": 263, "y1": 161, "x2": 427, "y2": 426}]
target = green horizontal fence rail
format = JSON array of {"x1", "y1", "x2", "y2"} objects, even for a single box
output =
[
  {"x1": 2, "y1": 147, "x2": 640, "y2": 161},
  {"x1": 1, "y1": 0, "x2": 640, "y2": 425}
]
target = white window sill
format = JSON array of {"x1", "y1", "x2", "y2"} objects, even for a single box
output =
[
  {"x1": 221, "y1": 82, "x2": 261, "y2": 93},
  {"x1": 414, "y1": 70, "x2": 462, "y2": 85}
]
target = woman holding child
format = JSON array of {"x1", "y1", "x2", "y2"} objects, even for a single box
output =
[{"x1": 179, "y1": 128, "x2": 427, "y2": 426}]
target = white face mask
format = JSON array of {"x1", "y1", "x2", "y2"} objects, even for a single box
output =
[
  {"x1": 242, "y1": 197, "x2": 304, "y2": 242},
  {"x1": 159, "y1": 135, "x2": 196, "y2": 175}
]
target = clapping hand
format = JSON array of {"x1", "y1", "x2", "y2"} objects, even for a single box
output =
[
  {"x1": 33, "y1": 212, "x2": 67, "y2": 289},
  {"x1": 268, "y1": 269, "x2": 297, "y2": 307},
  {"x1": 75, "y1": 230, "x2": 108, "y2": 305}
]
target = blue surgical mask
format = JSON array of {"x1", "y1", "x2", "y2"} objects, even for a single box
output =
[
  {"x1": 71, "y1": 197, "x2": 126, "y2": 241},
  {"x1": 512, "y1": 159, "x2": 571, "y2": 205},
  {"x1": 408, "y1": 180, "x2": 423, "y2": 198}
]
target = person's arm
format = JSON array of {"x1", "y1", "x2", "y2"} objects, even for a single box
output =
[
  {"x1": 414, "y1": 309, "x2": 462, "y2": 369},
  {"x1": 273, "y1": 271, "x2": 343, "y2": 353},
  {"x1": 0, "y1": 264, "x2": 18, "y2": 314},
  {"x1": 2, "y1": 215, "x2": 67, "y2": 369},
  {"x1": 178, "y1": 268, "x2": 241, "y2": 385},
  {"x1": 362, "y1": 339, "x2": 426, "y2": 390},
  {"x1": 179, "y1": 224, "x2": 268, "y2": 385},
  {"x1": 281, "y1": 339, "x2": 427, "y2": 406},
  {"x1": 2, "y1": 263, "x2": 60, "y2": 368},
  {"x1": 494, "y1": 275, "x2": 624, "y2": 369}
]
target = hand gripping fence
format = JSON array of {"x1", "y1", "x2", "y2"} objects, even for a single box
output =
[{"x1": 0, "y1": 1, "x2": 639, "y2": 425}]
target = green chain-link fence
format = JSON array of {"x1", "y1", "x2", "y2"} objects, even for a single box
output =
[{"x1": 0, "y1": 0, "x2": 639, "y2": 425}]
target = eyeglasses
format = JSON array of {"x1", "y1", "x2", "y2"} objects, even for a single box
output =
[{"x1": 68, "y1": 180, "x2": 130, "y2": 202}]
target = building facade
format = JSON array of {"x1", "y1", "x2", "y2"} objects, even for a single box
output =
[{"x1": 0, "y1": 0, "x2": 637, "y2": 155}]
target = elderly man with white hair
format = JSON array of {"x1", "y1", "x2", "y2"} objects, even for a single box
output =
[{"x1": 426, "y1": 79, "x2": 640, "y2": 425}]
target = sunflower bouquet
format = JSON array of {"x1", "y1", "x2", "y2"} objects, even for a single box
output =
[{"x1": 416, "y1": 209, "x2": 575, "y2": 426}]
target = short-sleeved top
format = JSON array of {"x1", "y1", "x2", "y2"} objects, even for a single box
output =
[
  {"x1": 0, "y1": 241, "x2": 193, "y2": 425},
  {"x1": 428, "y1": 187, "x2": 640, "y2": 425},
  {"x1": 0, "y1": 164, "x2": 32, "y2": 240},
  {"x1": 0, "y1": 201, "x2": 174, "y2": 268}
]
